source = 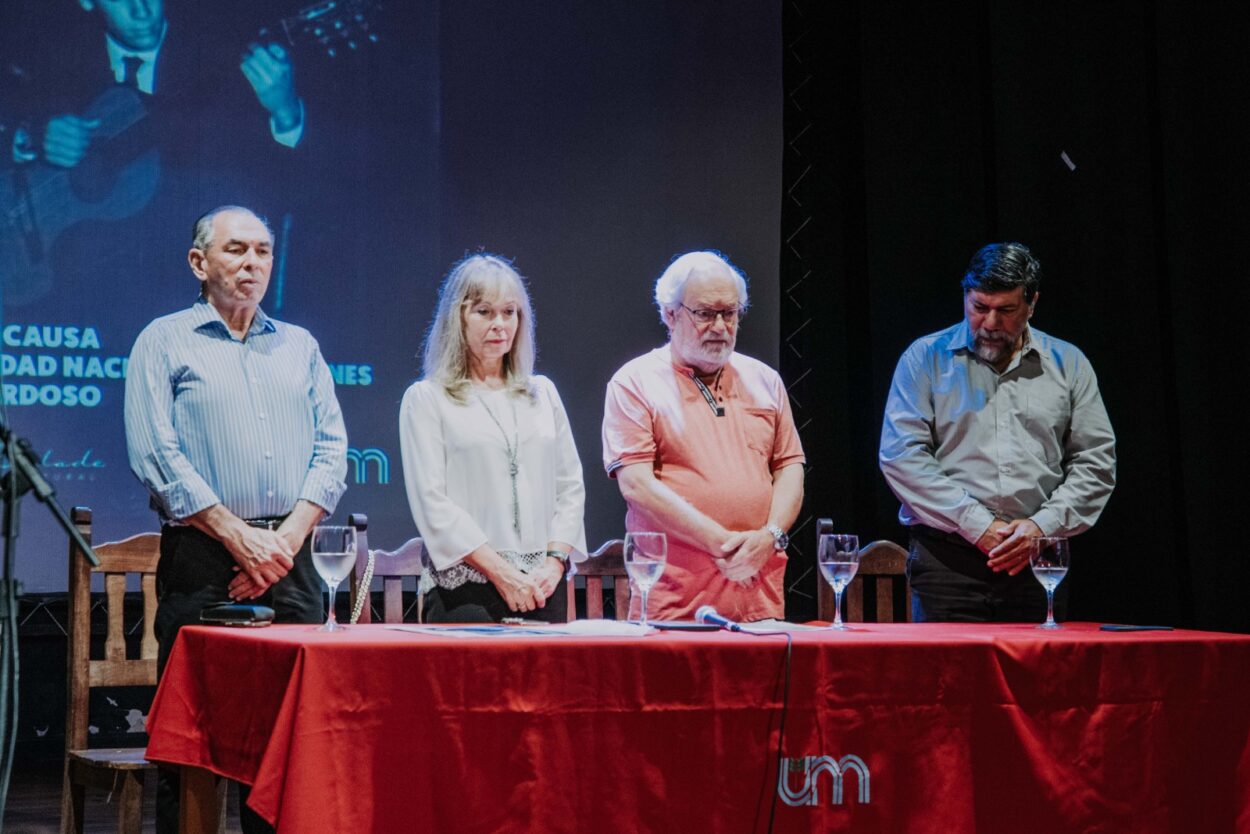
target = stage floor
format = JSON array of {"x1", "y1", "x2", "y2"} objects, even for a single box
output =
[{"x1": 2, "y1": 764, "x2": 242, "y2": 834}]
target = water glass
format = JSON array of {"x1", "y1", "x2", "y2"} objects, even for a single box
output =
[
  {"x1": 817, "y1": 534, "x2": 860, "y2": 630},
  {"x1": 1030, "y1": 537, "x2": 1070, "y2": 630},
  {"x1": 623, "y1": 532, "x2": 667, "y2": 626},
  {"x1": 311, "y1": 525, "x2": 357, "y2": 632}
]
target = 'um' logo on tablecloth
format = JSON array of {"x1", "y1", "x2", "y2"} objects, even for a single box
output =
[{"x1": 777, "y1": 755, "x2": 870, "y2": 806}]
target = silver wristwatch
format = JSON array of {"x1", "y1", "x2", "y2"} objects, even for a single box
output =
[{"x1": 766, "y1": 524, "x2": 789, "y2": 551}]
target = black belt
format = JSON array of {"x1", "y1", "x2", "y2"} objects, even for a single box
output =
[{"x1": 244, "y1": 515, "x2": 288, "y2": 530}]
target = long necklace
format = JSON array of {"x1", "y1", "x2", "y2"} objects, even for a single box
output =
[{"x1": 477, "y1": 393, "x2": 521, "y2": 536}]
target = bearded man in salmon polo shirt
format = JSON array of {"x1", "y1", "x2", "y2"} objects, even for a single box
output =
[{"x1": 602, "y1": 251, "x2": 806, "y2": 622}]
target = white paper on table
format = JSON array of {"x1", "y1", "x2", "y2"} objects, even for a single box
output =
[
  {"x1": 739, "y1": 619, "x2": 827, "y2": 634},
  {"x1": 384, "y1": 620, "x2": 655, "y2": 638}
]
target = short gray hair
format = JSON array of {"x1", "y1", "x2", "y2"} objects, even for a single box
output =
[
  {"x1": 421, "y1": 253, "x2": 536, "y2": 404},
  {"x1": 653, "y1": 250, "x2": 749, "y2": 327},
  {"x1": 191, "y1": 205, "x2": 274, "y2": 252}
]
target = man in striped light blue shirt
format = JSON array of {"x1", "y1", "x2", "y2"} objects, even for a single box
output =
[{"x1": 124, "y1": 205, "x2": 346, "y2": 834}]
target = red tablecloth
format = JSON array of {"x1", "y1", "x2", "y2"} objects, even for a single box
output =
[{"x1": 145, "y1": 622, "x2": 1250, "y2": 833}]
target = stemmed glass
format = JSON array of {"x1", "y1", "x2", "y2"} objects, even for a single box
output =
[
  {"x1": 311, "y1": 525, "x2": 357, "y2": 632},
  {"x1": 623, "y1": 532, "x2": 667, "y2": 627},
  {"x1": 1030, "y1": 536, "x2": 1070, "y2": 630},
  {"x1": 818, "y1": 534, "x2": 860, "y2": 630}
]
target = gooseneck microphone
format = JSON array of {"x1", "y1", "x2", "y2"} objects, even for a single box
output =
[{"x1": 695, "y1": 605, "x2": 743, "y2": 632}]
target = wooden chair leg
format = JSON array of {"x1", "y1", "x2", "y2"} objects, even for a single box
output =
[
  {"x1": 180, "y1": 765, "x2": 226, "y2": 834},
  {"x1": 59, "y1": 768, "x2": 86, "y2": 834},
  {"x1": 116, "y1": 770, "x2": 144, "y2": 834}
]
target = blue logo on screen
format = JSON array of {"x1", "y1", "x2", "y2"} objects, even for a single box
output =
[
  {"x1": 347, "y1": 447, "x2": 389, "y2": 484},
  {"x1": 777, "y1": 755, "x2": 870, "y2": 806}
]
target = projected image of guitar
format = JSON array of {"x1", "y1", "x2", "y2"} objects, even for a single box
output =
[{"x1": 0, "y1": 0, "x2": 380, "y2": 308}]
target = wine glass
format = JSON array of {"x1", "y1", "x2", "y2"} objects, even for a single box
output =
[
  {"x1": 623, "y1": 532, "x2": 667, "y2": 626},
  {"x1": 311, "y1": 525, "x2": 357, "y2": 632},
  {"x1": 1030, "y1": 536, "x2": 1069, "y2": 630},
  {"x1": 818, "y1": 534, "x2": 860, "y2": 630}
]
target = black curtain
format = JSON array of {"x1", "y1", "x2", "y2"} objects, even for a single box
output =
[{"x1": 780, "y1": 0, "x2": 1250, "y2": 632}]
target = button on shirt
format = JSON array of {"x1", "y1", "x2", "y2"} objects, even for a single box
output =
[
  {"x1": 124, "y1": 299, "x2": 348, "y2": 523},
  {"x1": 879, "y1": 321, "x2": 1116, "y2": 544}
]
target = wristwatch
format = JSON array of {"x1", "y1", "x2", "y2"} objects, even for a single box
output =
[{"x1": 766, "y1": 524, "x2": 789, "y2": 551}]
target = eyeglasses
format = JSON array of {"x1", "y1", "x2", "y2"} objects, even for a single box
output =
[{"x1": 679, "y1": 303, "x2": 743, "y2": 325}]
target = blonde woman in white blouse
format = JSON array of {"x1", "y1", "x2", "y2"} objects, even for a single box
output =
[{"x1": 399, "y1": 254, "x2": 587, "y2": 622}]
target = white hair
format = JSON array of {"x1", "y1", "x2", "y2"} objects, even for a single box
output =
[
  {"x1": 421, "y1": 253, "x2": 536, "y2": 404},
  {"x1": 653, "y1": 250, "x2": 749, "y2": 327}
]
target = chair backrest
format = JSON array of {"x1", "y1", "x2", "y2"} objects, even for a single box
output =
[
  {"x1": 66, "y1": 507, "x2": 160, "y2": 751},
  {"x1": 348, "y1": 513, "x2": 425, "y2": 623},
  {"x1": 814, "y1": 519, "x2": 911, "y2": 623},
  {"x1": 568, "y1": 539, "x2": 630, "y2": 620}
]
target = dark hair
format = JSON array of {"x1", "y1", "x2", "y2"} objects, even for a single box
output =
[{"x1": 960, "y1": 242, "x2": 1041, "y2": 302}]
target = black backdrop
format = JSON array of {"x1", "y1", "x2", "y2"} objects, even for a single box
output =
[{"x1": 780, "y1": 0, "x2": 1250, "y2": 633}]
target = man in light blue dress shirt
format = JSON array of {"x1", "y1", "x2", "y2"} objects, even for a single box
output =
[
  {"x1": 124, "y1": 205, "x2": 346, "y2": 834},
  {"x1": 879, "y1": 242, "x2": 1116, "y2": 622}
]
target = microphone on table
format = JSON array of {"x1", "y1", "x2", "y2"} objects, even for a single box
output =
[{"x1": 696, "y1": 605, "x2": 743, "y2": 633}]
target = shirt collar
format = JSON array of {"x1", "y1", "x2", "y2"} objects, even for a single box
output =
[
  {"x1": 105, "y1": 22, "x2": 167, "y2": 84},
  {"x1": 663, "y1": 344, "x2": 735, "y2": 391},
  {"x1": 190, "y1": 297, "x2": 275, "y2": 339}
]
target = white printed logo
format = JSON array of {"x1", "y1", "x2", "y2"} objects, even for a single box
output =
[{"x1": 777, "y1": 755, "x2": 870, "y2": 806}]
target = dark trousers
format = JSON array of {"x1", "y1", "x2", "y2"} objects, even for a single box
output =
[
  {"x1": 154, "y1": 523, "x2": 323, "y2": 834},
  {"x1": 907, "y1": 525, "x2": 1068, "y2": 623},
  {"x1": 423, "y1": 573, "x2": 568, "y2": 624}
]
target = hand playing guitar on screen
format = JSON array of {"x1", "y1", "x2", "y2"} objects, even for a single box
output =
[
  {"x1": 241, "y1": 42, "x2": 304, "y2": 136},
  {"x1": 26, "y1": 39, "x2": 303, "y2": 171},
  {"x1": 39, "y1": 114, "x2": 101, "y2": 168}
]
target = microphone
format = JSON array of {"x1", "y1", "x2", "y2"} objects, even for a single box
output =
[{"x1": 696, "y1": 605, "x2": 742, "y2": 632}]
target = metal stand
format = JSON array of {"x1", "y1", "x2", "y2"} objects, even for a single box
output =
[{"x1": 0, "y1": 416, "x2": 99, "y2": 827}]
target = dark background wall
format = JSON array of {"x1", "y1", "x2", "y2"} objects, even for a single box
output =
[{"x1": 780, "y1": 0, "x2": 1250, "y2": 632}]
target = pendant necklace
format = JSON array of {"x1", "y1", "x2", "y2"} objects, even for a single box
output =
[{"x1": 478, "y1": 392, "x2": 521, "y2": 536}]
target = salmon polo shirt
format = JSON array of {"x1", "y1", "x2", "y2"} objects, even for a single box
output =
[{"x1": 602, "y1": 345, "x2": 805, "y2": 621}]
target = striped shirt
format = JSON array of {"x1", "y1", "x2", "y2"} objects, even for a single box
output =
[{"x1": 124, "y1": 299, "x2": 347, "y2": 523}]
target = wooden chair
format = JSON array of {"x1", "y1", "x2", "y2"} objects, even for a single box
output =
[
  {"x1": 815, "y1": 519, "x2": 911, "y2": 623},
  {"x1": 60, "y1": 506, "x2": 158, "y2": 834},
  {"x1": 348, "y1": 513, "x2": 425, "y2": 623},
  {"x1": 567, "y1": 539, "x2": 630, "y2": 620}
]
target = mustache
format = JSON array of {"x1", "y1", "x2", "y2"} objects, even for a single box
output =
[{"x1": 974, "y1": 330, "x2": 1009, "y2": 342}]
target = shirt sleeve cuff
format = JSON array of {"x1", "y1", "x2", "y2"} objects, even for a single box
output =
[
  {"x1": 299, "y1": 471, "x2": 346, "y2": 515},
  {"x1": 1029, "y1": 508, "x2": 1060, "y2": 537},
  {"x1": 155, "y1": 479, "x2": 220, "y2": 521},
  {"x1": 958, "y1": 505, "x2": 999, "y2": 545},
  {"x1": 770, "y1": 454, "x2": 806, "y2": 473},
  {"x1": 605, "y1": 453, "x2": 654, "y2": 477},
  {"x1": 547, "y1": 521, "x2": 588, "y2": 562},
  {"x1": 270, "y1": 100, "x2": 305, "y2": 148}
]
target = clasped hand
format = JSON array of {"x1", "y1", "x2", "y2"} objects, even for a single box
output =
[
  {"x1": 716, "y1": 528, "x2": 777, "y2": 585},
  {"x1": 492, "y1": 557, "x2": 564, "y2": 614},
  {"x1": 978, "y1": 518, "x2": 1043, "y2": 575},
  {"x1": 227, "y1": 525, "x2": 299, "y2": 600}
]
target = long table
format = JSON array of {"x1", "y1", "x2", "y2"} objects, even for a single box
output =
[{"x1": 145, "y1": 622, "x2": 1250, "y2": 833}]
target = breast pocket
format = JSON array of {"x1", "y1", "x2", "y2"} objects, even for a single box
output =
[
  {"x1": 742, "y1": 407, "x2": 777, "y2": 458},
  {"x1": 1023, "y1": 394, "x2": 1068, "y2": 466}
]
